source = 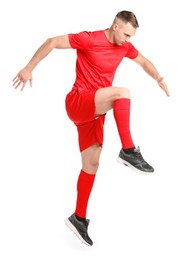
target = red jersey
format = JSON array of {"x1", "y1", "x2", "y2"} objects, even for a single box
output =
[{"x1": 68, "y1": 30, "x2": 138, "y2": 93}]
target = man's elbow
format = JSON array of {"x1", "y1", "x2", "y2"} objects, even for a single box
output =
[{"x1": 45, "y1": 37, "x2": 57, "y2": 49}]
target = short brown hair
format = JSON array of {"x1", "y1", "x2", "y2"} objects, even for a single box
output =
[{"x1": 116, "y1": 11, "x2": 139, "y2": 28}]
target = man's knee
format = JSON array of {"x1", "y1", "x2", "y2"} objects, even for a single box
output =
[
  {"x1": 82, "y1": 160, "x2": 99, "y2": 174},
  {"x1": 89, "y1": 157, "x2": 99, "y2": 170},
  {"x1": 115, "y1": 87, "x2": 130, "y2": 99},
  {"x1": 81, "y1": 144, "x2": 101, "y2": 173},
  {"x1": 83, "y1": 153, "x2": 100, "y2": 173}
]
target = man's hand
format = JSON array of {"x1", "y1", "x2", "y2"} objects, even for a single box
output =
[
  {"x1": 157, "y1": 77, "x2": 170, "y2": 97},
  {"x1": 12, "y1": 67, "x2": 33, "y2": 91}
]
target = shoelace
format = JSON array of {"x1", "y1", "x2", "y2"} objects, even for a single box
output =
[{"x1": 134, "y1": 147, "x2": 144, "y2": 159}]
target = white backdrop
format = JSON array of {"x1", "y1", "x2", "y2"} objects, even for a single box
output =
[{"x1": 0, "y1": 0, "x2": 181, "y2": 259}]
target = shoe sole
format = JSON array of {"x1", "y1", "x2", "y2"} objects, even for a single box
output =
[
  {"x1": 117, "y1": 156, "x2": 154, "y2": 175},
  {"x1": 65, "y1": 218, "x2": 92, "y2": 246}
]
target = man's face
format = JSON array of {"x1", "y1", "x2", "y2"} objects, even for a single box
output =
[{"x1": 113, "y1": 20, "x2": 137, "y2": 45}]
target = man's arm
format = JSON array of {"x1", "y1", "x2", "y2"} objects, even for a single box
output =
[
  {"x1": 133, "y1": 52, "x2": 170, "y2": 96},
  {"x1": 13, "y1": 34, "x2": 71, "y2": 91}
]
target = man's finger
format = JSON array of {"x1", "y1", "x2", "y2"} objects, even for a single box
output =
[
  {"x1": 166, "y1": 89, "x2": 170, "y2": 97},
  {"x1": 12, "y1": 78, "x2": 19, "y2": 86},
  {"x1": 29, "y1": 79, "x2": 33, "y2": 87},
  {"x1": 20, "y1": 82, "x2": 26, "y2": 91},
  {"x1": 14, "y1": 81, "x2": 22, "y2": 89},
  {"x1": 12, "y1": 74, "x2": 18, "y2": 82}
]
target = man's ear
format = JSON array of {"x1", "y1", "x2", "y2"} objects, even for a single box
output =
[{"x1": 113, "y1": 23, "x2": 119, "y2": 31}]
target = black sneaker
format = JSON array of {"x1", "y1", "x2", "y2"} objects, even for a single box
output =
[
  {"x1": 65, "y1": 213, "x2": 93, "y2": 246},
  {"x1": 117, "y1": 146, "x2": 154, "y2": 174}
]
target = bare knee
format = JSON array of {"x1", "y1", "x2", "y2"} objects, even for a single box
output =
[
  {"x1": 81, "y1": 144, "x2": 102, "y2": 174},
  {"x1": 82, "y1": 154, "x2": 100, "y2": 173},
  {"x1": 83, "y1": 160, "x2": 99, "y2": 174},
  {"x1": 115, "y1": 87, "x2": 130, "y2": 99}
]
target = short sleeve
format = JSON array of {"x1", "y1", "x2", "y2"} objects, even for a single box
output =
[
  {"x1": 68, "y1": 31, "x2": 91, "y2": 50},
  {"x1": 126, "y1": 43, "x2": 139, "y2": 59}
]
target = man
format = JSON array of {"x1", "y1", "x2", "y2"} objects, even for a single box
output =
[{"x1": 13, "y1": 11, "x2": 170, "y2": 246}]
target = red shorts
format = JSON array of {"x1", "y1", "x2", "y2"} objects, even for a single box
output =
[{"x1": 65, "y1": 89, "x2": 106, "y2": 152}]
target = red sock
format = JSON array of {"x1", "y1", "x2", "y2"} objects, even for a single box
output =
[
  {"x1": 113, "y1": 98, "x2": 135, "y2": 149},
  {"x1": 75, "y1": 170, "x2": 95, "y2": 218}
]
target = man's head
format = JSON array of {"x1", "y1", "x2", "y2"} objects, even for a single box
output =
[
  {"x1": 115, "y1": 11, "x2": 139, "y2": 29},
  {"x1": 109, "y1": 10, "x2": 139, "y2": 45}
]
